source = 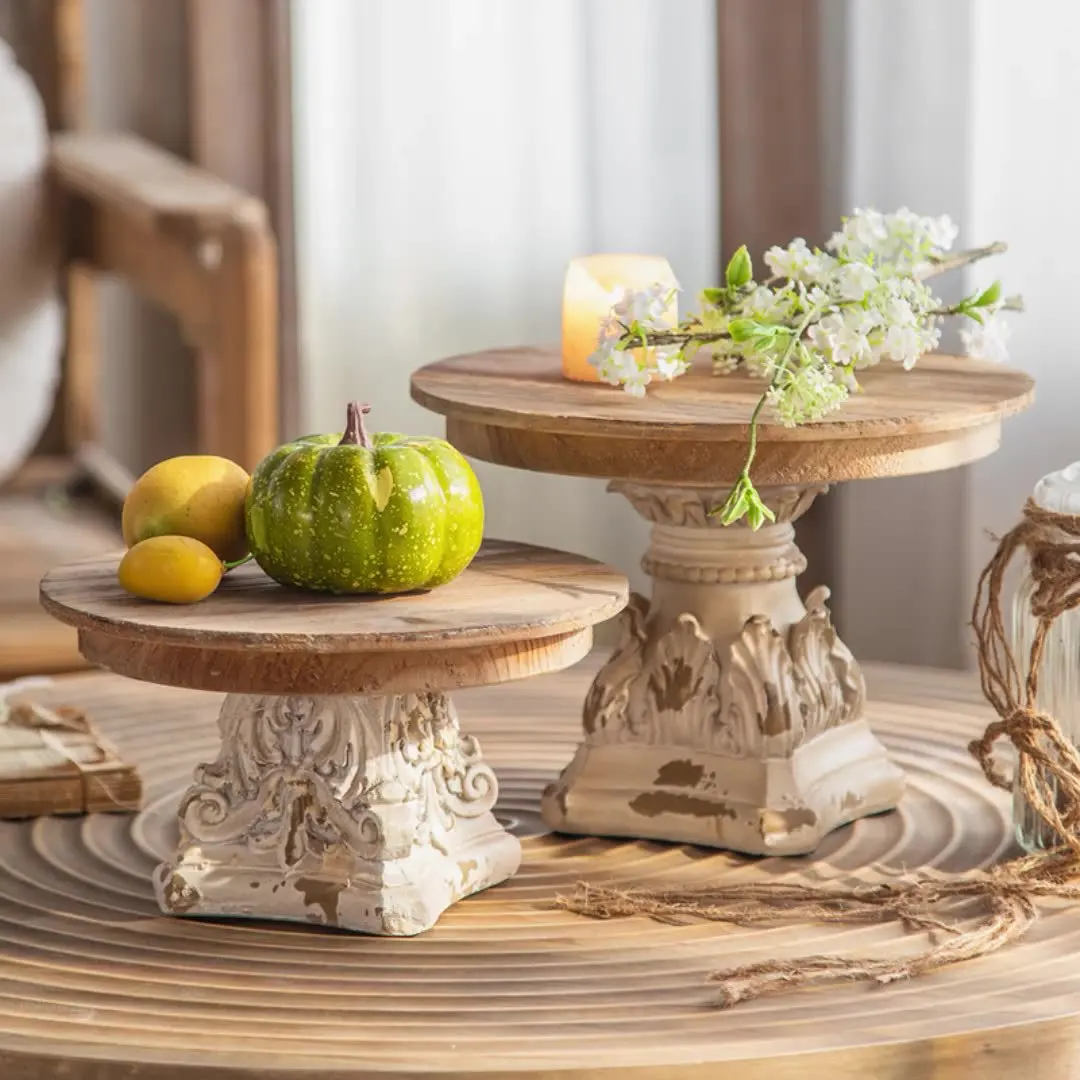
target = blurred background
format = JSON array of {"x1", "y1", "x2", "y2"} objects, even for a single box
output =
[{"x1": 0, "y1": 0, "x2": 1072, "y2": 679}]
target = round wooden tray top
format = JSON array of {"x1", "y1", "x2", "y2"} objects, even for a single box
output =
[
  {"x1": 38, "y1": 539, "x2": 628, "y2": 695},
  {"x1": 2, "y1": 663, "x2": 1078, "y2": 1080},
  {"x1": 410, "y1": 347, "x2": 1035, "y2": 485}
]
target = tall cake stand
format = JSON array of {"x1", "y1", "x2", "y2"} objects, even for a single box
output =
[
  {"x1": 39, "y1": 539, "x2": 627, "y2": 935},
  {"x1": 411, "y1": 348, "x2": 1034, "y2": 855}
]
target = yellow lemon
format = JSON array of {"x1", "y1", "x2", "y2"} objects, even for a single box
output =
[
  {"x1": 122, "y1": 455, "x2": 250, "y2": 563},
  {"x1": 117, "y1": 536, "x2": 224, "y2": 604}
]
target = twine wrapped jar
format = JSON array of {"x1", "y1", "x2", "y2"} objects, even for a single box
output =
[{"x1": 1010, "y1": 462, "x2": 1080, "y2": 851}]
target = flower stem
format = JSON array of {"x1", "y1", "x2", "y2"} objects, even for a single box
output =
[
  {"x1": 931, "y1": 294, "x2": 1025, "y2": 317},
  {"x1": 920, "y1": 241, "x2": 1008, "y2": 278},
  {"x1": 623, "y1": 328, "x2": 732, "y2": 349},
  {"x1": 713, "y1": 307, "x2": 818, "y2": 525},
  {"x1": 741, "y1": 311, "x2": 814, "y2": 477},
  {"x1": 223, "y1": 554, "x2": 254, "y2": 572}
]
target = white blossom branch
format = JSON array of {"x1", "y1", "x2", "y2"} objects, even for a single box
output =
[{"x1": 921, "y1": 241, "x2": 1008, "y2": 279}]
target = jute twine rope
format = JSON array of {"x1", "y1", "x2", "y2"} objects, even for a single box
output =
[{"x1": 556, "y1": 497, "x2": 1080, "y2": 1007}]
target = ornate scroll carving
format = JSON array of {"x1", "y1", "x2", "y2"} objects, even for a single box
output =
[
  {"x1": 178, "y1": 692, "x2": 498, "y2": 860},
  {"x1": 158, "y1": 691, "x2": 519, "y2": 935}
]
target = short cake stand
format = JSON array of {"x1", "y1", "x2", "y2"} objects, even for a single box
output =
[
  {"x1": 39, "y1": 539, "x2": 627, "y2": 935},
  {"x1": 411, "y1": 348, "x2": 1034, "y2": 856}
]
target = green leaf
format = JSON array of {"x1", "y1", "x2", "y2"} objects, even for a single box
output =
[
  {"x1": 754, "y1": 323, "x2": 786, "y2": 341},
  {"x1": 965, "y1": 309, "x2": 985, "y2": 326},
  {"x1": 745, "y1": 499, "x2": 765, "y2": 531},
  {"x1": 702, "y1": 287, "x2": 726, "y2": 306},
  {"x1": 718, "y1": 492, "x2": 749, "y2": 526},
  {"x1": 728, "y1": 318, "x2": 761, "y2": 343},
  {"x1": 725, "y1": 245, "x2": 753, "y2": 290},
  {"x1": 975, "y1": 280, "x2": 1002, "y2": 307},
  {"x1": 714, "y1": 481, "x2": 777, "y2": 529},
  {"x1": 745, "y1": 491, "x2": 777, "y2": 531}
]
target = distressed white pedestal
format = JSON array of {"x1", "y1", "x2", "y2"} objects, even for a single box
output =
[
  {"x1": 540, "y1": 483, "x2": 904, "y2": 855},
  {"x1": 155, "y1": 691, "x2": 520, "y2": 935},
  {"x1": 412, "y1": 346, "x2": 1033, "y2": 854},
  {"x1": 40, "y1": 538, "x2": 628, "y2": 934}
]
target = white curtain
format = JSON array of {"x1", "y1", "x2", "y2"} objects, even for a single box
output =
[{"x1": 293, "y1": 0, "x2": 718, "y2": 589}]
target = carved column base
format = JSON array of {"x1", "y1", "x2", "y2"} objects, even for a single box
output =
[
  {"x1": 154, "y1": 692, "x2": 520, "y2": 936},
  {"x1": 541, "y1": 483, "x2": 906, "y2": 856}
]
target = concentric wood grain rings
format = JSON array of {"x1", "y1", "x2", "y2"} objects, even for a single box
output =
[{"x1": 1, "y1": 663, "x2": 1078, "y2": 1079}]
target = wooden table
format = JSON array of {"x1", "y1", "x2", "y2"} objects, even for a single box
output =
[
  {"x1": 1, "y1": 657, "x2": 1079, "y2": 1079},
  {"x1": 411, "y1": 349, "x2": 1034, "y2": 857}
]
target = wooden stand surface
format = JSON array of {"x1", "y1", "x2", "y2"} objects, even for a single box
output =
[
  {"x1": 38, "y1": 540, "x2": 627, "y2": 936},
  {"x1": 0, "y1": 659, "x2": 1076, "y2": 1080},
  {"x1": 410, "y1": 350, "x2": 1034, "y2": 856},
  {"x1": 410, "y1": 347, "x2": 1034, "y2": 485}
]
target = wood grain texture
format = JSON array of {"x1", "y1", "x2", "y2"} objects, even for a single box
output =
[
  {"x1": 410, "y1": 348, "x2": 1034, "y2": 485},
  {"x1": 40, "y1": 540, "x2": 629, "y2": 694},
  {"x1": 1, "y1": 659, "x2": 1078, "y2": 1079}
]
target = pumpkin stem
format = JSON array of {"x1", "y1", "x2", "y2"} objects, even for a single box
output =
[{"x1": 340, "y1": 402, "x2": 373, "y2": 448}]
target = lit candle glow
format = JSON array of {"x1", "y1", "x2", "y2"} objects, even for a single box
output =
[{"x1": 561, "y1": 254, "x2": 678, "y2": 382}]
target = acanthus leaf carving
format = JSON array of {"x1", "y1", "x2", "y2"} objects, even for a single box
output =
[
  {"x1": 583, "y1": 590, "x2": 864, "y2": 759},
  {"x1": 583, "y1": 593, "x2": 648, "y2": 738}
]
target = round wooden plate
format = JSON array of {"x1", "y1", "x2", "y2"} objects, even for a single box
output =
[
  {"x1": 1, "y1": 663, "x2": 1078, "y2": 1079},
  {"x1": 38, "y1": 539, "x2": 628, "y2": 695},
  {"x1": 410, "y1": 347, "x2": 1035, "y2": 485}
]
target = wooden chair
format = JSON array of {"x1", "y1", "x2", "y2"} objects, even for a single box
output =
[{"x1": 0, "y1": 0, "x2": 280, "y2": 679}]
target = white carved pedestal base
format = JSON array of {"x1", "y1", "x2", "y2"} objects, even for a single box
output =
[
  {"x1": 155, "y1": 691, "x2": 521, "y2": 935},
  {"x1": 542, "y1": 483, "x2": 906, "y2": 856}
]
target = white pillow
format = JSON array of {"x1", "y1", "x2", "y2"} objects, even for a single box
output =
[{"x1": 0, "y1": 39, "x2": 63, "y2": 483}]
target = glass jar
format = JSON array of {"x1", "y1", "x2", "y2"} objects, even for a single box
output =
[{"x1": 1009, "y1": 462, "x2": 1080, "y2": 852}]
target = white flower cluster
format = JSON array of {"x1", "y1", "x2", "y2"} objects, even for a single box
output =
[
  {"x1": 583, "y1": 208, "x2": 1019, "y2": 528},
  {"x1": 589, "y1": 208, "x2": 1011, "y2": 427},
  {"x1": 803, "y1": 273, "x2": 943, "y2": 378},
  {"x1": 960, "y1": 313, "x2": 1012, "y2": 363},
  {"x1": 826, "y1": 207, "x2": 959, "y2": 272},
  {"x1": 591, "y1": 282, "x2": 687, "y2": 397}
]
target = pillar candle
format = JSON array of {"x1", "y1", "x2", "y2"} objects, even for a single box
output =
[{"x1": 561, "y1": 254, "x2": 678, "y2": 382}]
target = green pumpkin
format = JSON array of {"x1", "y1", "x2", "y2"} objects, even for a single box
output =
[{"x1": 245, "y1": 402, "x2": 484, "y2": 594}]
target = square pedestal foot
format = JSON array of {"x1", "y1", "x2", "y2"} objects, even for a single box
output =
[
  {"x1": 155, "y1": 691, "x2": 521, "y2": 935},
  {"x1": 542, "y1": 720, "x2": 905, "y2": 856}
]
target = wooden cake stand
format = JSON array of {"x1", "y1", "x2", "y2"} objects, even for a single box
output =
[
  {"x1": 411, "y1": 348, "x2": 1034, "y2": 856},
  {"x1": 38, "y1": 540, "x2": 627, "y2": 935}
]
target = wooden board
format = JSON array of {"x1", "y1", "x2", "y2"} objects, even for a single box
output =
[
  {"x1": 410, "y1": 348, "x2": 1035, "y2": 485},
  {"x1": 0, "y1": 491, "x2": 119, "y2": 679},
  {"x1": 0, "y1": 659, "x2": 1077, "y2": 1080},
  {"x1": 39, "y1": 540, "x2": 629, "y2": 695}
]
